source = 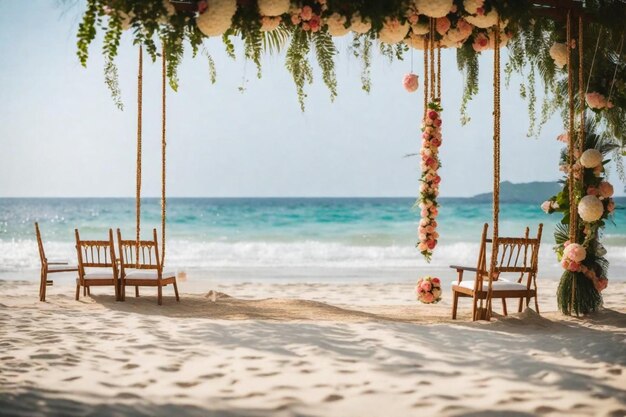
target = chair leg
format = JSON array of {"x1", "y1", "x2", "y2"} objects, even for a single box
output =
[
  {"x1": 173, "y1": 281, "x2": 180, "y2": 302},
  {"x1": 502, "y1": 298, "x2": 508, "y2": 316},
  {"x1": 157, "y1": 285, "x2": 163, "y2": 306},
  {"x1": 518, "y1": 297, "x2": 524, "y2": 313},
  {"x1": 135, "y1": 286, "x2": 139, "y2": 297},
  {"x1": 83, "y1": 285, "x2": 87, "y2": 296},
  {"x1": 87, "y1": 286, "x2": 91, "y2": 296},
  {"x1": 534, "y1": 295, "x2": 540, "y2": 315},
  {"x1": 471, "y1": 295, "x2": 478, "y2": 321},
  {"x1": 451, "y1": 291, "x2": 458, "y2": 319},
  {"x1": 75, "y1": 279, "x2": 80, "y2": 301},
  {"x1": 39, "y1": 270, "x2": 46, "y2": 302}
]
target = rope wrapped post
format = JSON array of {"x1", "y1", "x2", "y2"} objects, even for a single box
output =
[
  {"x1": 136, "y1": 46, "x2": 143, "y2": 268},
  {"x1": 566, "y1": 11, "x2": 578, "y2": 315},
  {"x1": 423, "y1": 37, "x2": 429, "y2": 118},
  {"x1": 485, "y1": 18, "x2": 502, "y2": 320},
  {"x1": 161, "y1": 43, "x2": 167, "y2": 268}
]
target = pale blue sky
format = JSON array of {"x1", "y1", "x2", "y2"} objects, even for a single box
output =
[{"x1": 0, "y1": 2, "x2": 622, "y2": 197}]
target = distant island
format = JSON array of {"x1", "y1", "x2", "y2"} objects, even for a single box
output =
[{"x1": 442, "y1": 181, "x2": 562, "y2": 204}]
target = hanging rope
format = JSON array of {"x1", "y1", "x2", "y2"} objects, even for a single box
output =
[
  {"x1": 161, "y1": 44, "x2": 167, "y2": 268},
  {"x1": 486, "y1": 18, "x2": 502, "y2": 320},
  {"x1": 136, "y1": 46, "x2": 143, "y2": 267},
  {"x1": 585, "y1": 28, "x2": 602, "y2": 94},
  {"x1": 428, "y1": 17, "x2": 436, "y2": 101},
  {"x1": 608, "y1": 32, "x2": 625, "y2": 103},
  {"x1": 566, "y1": 11, "x2": 578, "y2": 315},
  {"x1": 436, "y1": 40, "x2": 441, "y2": 102},
  {"x1": 578, "y1": 17, "x2": 585, "y2": 165},
  {"x1": 423, "y1": 37, "x2": 429, "y2": 118}
]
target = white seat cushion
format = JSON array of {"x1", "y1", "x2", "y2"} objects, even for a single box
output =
[
  {"x1": 124, "y1": 270, "x2": 175, "y2": 280},
  {"x1": 48, "y1": 259, "x2": 70, "y2": 265},
  {"x1": 452, "y1": 278, "x2": 529, "y2": 292},
  {"x1": 48, "y1": 264, "x2": 77, "y2": 271},
  {"x1": 84, "y1": 272, "x2": 115, "y2": 279}
]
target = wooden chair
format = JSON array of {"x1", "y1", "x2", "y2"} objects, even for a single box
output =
[
  {"x1": 117, "y1": 228, "x2": 179, "y2": 305},
  {"x1": 35, "y1": 222, "x2": 79, "y2": 302},
  {"x1": 75, "y1": 229, "x2": 120, "y2": 301},
  {"x1": 450, "y1": 223, "x2": 543, "y2": 321}
]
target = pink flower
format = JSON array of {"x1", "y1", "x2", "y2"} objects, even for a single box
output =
[
  {"x1": 587, "y1": 186, "x2": 598, "y2": 196},
  {"x1": 421, "y1": 209, "x2": 428, "y2": 217},
  {"x1": 309, "y1": 15, "x2": 321, "y2": 32},
  {"x1": 427, "y1": 239, "x2": 437, "y2": 250},
  {"x1": 428, "y1": 110, "x2": 438, "y2": 120},
  {"x1": 403, "y1": 73, "x2": 419, "y2": 92},
  {"x1": 432, "y1": 277, "x2": 440, "y2": 284},
  {"x1": 472, "y1": 33, "x2": 489, "y2": 52},
  {"x1": 197, "y1": 0, "x2": 208, "y2": 14},
  {"x1": 300, "y1": 5, "x2": 313, "y2": 21},
  {"x1": 476, "y1": 7, "x2": 485, "y2": 15},
  {"x1": 436, "y1": 17, "x2": 451, "y2": 35},
  {"x1": 434, "y1": 118, "x2": 442, "y2": 127},
  {"x1": 430, "y1": 207, "x2": 439, "y2": 216},
  {"x1": 586, "y1": 92, "x2": 609, "y2": 110},
  {"x1": 301, "y1": 22, "x2": 310, "y2": 31},
  {"x1": 421, "y1": 280, "x2": 432, "y2": 292},
  {"x1": 291, "y1": 14, "x2": 301, "y2": 25},
  {"x1": 564, "y1": 243, "x2": 587, "y2": 262},
  {"x1": 418, "y1": 242, "x2": 428, "y2": 251},
  {"x1": 598, "y1": 181, "x2": 614, "y2": 199},
  {"x1": 607, "y1": 199, "x2": 615, "y2": 213},
  {"x1": 562, "y1": 259, "x2": 580, "y2": 272},
  {"x1": 421, "y1": 292, "x2": 435, "y2": 303},
  {"x1": 595, "y1": 277, "x2": 608, "y2": 292}
]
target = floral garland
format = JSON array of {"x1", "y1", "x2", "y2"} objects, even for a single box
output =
[
  {"x1": 417, "y1": 102, "x2": 443, "y2": 262},
  {"x1": 542, "y1": 127, "x2": 618, "y2": 314}
]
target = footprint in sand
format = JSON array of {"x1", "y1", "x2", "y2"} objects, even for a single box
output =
[
  {"x1": 200, "y1": 373, "x2": 225, "y2": 380},
  {"x1": 175, "y1": 381, "x2": 200, "y2": 388},
  {"x1": 606, "y1": 368, "x2": 622, "y2": 375},
  {"x1": 123, "y1": 363, "x2": 140, "y2": 370},
  {"x1": 324, "y1": 394, "x2": 343, "y2": 402}
]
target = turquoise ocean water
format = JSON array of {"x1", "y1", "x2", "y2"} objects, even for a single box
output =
[{"x1": 1, "y1": 198, "x2": 625, "y2": 280}]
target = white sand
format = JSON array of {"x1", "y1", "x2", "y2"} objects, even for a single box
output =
[{"x1": 1, "y1": 278, "x2": 625, "y2": 417}]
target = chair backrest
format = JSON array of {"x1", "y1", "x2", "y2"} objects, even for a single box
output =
[
  {"x1": 35, "y1": 222, "x2": 46, "y2": 265},
  {"x1": 116, "y1": 228, "x2": 161, "y2": 272},
  {"x1": 475, "y1": 223, "x2": 543, "y2": 287},
  {"x1": 75, "y1": 229, "x2": 118, "y2": 275}
]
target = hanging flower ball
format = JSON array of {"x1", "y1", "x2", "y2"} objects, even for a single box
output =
[
  {"x1": 579, "y1": 148, "x2": 603, "y2": 168},
  {"x1": 258, "y1": 0, "x2": 290, "y2": 17},
  {"x1": 326, "y1": 12, "x2": 349, "y2": 37},
  {"x1": 414, "y1": 0, "x2": 454, "y2": 18},
  {"x1": 578, "y1": 195, "x2": 604, "y2": 222},
  {"x1": 549, "y1": 42, "x2": 568, "y2": 69},
  {"x1": 598, "y1": 181, "x2": 614, "y2": 199},
  {"x1": 563, "y1": 242, "x2": 587, "y2": 263},
  {"x1": 350, "y1": 12, "x2": 372, "y2": 34},
  {"x1": 196, "y1": 0, "x2": 237, "y2": 37},
  {"x1": 403, "y1": 73, "x2": 419, "y2": 92}
]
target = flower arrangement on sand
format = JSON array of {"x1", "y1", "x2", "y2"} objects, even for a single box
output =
[{"x1": 416, "y1": 276, "x2": 442, "y2": 304}]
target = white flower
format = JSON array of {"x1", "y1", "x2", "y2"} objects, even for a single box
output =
[
  {"x1": 411, "y1": 21, "x2": 430, "y2": 35},
  {"x1": 405, "y1": 32, "x2": 426, "y2": 49},
  {"x1": 378, "y1": 18, "x2": 410, "y2": 45},
  {"x1": 350, "y1": 12, "x2": 371, "y2": 34},
  {"x1": 196, "y1": 0, "x2": 237, "y2": 37},
  {"x1": 580, "y1": 149, "x2": 603, "y2": 168},
  {"x1": 260, "y1": 16, "x2": 281, "y2": 32},
  {"x1": 465, "y1": 9, "x2": 499, "y2": 28},
  {"x1": 549, "y1": 42, "x2": 568, "y2": 69},
  {"x1": 578, "y1": 195, "x2": 604, "y2": 222},
  {"x1": 326, "y1": 12, "x2": 349, "y2": 37},
  {"x1": 463, "y1": 0, "x2": 484, "y2": 15},
  {"x1": 541, "y1": 200, "x2": 551, "y2": 213},
  {"x1": 258, "y1": 0, "x2": 290, "y2": 17},
  {"x1": 414, "y1": 0, "x2": 454, "y2": 18}
]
